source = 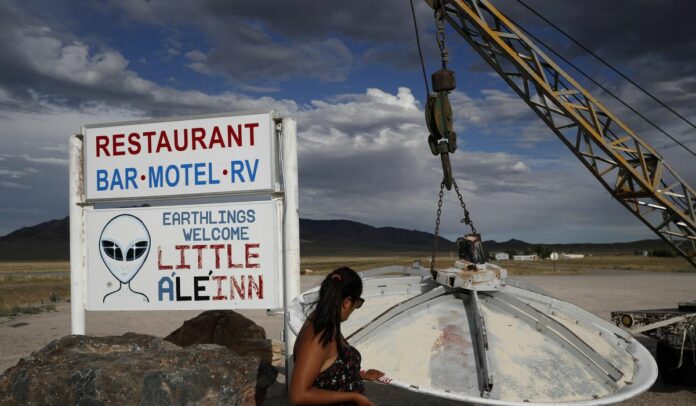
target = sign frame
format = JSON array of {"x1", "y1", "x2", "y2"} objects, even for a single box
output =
[{"x1": 69, "y1": 113, "x2": 299, "y2": 341}]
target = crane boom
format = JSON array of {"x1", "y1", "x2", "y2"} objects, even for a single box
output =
[{"x1": 424, "y1": 0, "x2": 696, "y2": 266}]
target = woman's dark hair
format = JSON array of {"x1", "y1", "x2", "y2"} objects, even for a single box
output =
[{"x1": 310, "y1": 266, "x2": 362, "y2": 354}]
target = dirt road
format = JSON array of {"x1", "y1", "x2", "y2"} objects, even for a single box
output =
[{"x1": 1, "y1": 270, "x2": 695, "y2": 405}]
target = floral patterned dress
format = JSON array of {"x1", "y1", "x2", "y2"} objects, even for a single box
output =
[{"x1": 312, "y1": 342, "x2": 365, "y2": 405}]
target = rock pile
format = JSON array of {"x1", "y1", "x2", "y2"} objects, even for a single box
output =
[
  {"x1": 165, "y1": 310, "x2": 283, "y2": 367},
  {"x1": 0, "y1": 333, "x2": 276, "y2": 405}
]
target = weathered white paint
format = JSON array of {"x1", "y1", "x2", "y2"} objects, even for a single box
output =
[
  {"x1": 281, "y1": 117, "x2": 301, "y2": 385},
  {"x1": 69, "y1": 135, "x2": 86, "y2": 335}
]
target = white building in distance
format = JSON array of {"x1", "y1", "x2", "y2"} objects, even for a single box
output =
[
  {"x1": 513, "y1": 254, "x2": 538, "y2": 261},
  {"x1": 494, "y1": 252, "x2": 509, "y2": 261}
]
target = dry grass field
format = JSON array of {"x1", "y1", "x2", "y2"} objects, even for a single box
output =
[
  {"x1": 0, "y1": 261, "x2": 69, "y2": 316},
  {"x1": 494, "y1": 255, "x2": 694, "y2": 275},
  {"x1": 0, "y1": 255, "x2": 692, "y2": 316},
  {"x1": 300, "y1": 253, "x2": 695, "y2": 274}
]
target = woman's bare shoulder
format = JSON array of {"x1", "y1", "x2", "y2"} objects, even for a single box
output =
[
  {"x1": 296, "y1": 319, "x2": 332, "y2": 353},
  {"x1": 298, "y1": 319, "x2": 320, "y2": 344}
]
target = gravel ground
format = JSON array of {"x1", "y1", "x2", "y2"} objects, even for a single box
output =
[{"x1": 1, "y1": 270, "x2": 695, "y2": 405}]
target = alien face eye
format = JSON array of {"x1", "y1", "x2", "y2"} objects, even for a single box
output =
[
  {"x1": 101, "y1": 240, "x2": 123, "y2": 261},
  {"x1": 126, "y1": 240, "x2": 149, "y2": 261}
]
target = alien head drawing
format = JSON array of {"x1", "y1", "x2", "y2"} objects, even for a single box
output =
[{"x1": 99, "y1": 214, "x2": 150, "y2": 303}]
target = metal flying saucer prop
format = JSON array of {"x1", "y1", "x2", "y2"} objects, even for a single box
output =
[{"x1": 288, "y1": 262, "x2": 657, "y2": 405}]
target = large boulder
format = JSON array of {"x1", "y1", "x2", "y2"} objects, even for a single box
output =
[
  {"x1": 166, "y1": 310, "x2": 282, "y2": 366},
  {"x1": 0, "y1": 333, "x2": 276, "y2": 405}
]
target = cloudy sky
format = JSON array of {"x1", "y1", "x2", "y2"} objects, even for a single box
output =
[{"x1": 0, "y1": 0, "x2": 694, "y2": 243}]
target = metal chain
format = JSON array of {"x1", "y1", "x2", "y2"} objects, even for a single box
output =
[
  {"x1": 430, "y1": 181, "x2": 446, "y2": 272},
  {"x1": 453, "y1": 178, "x2": 477, "y2": 235},
  {"x1": 430, "y1": 178, "x2": 478, "y2": 273},
  {"x1": 434, "y1": 1, "x2": 449, "y2": 67}
]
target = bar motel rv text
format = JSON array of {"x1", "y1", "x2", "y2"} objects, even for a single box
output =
[{"x1": 93, "y1": 122, "x2": 260, "y2": 191}]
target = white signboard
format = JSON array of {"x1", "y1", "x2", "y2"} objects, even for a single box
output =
[
  {"x1": 85, "y1": 200, "x2": 281, "y2": 310},
  {"x1": 83, "y1": 112, "x2": 275, "y2": 201}
]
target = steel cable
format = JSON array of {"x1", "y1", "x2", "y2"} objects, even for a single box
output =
[
  {"x1": 410, "y1": 0, "x2": 431, "y2": 98},
  {"x1": 514, "y1": 0, "x2": 696, "y2": 157}
]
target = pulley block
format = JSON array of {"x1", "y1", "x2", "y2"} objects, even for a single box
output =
[
  {"x1": 425, "y1": 91, "x2": 457, "y2": 189},
  {"x1": 425, "y1": 93, "x2": 457, "y2": 153}
]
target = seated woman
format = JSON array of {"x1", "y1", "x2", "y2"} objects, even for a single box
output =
[{"x1": 290, "y1": 267, "x2": 384, "y2": 406}]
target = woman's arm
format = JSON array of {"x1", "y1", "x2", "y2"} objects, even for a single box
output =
[{"x1": 290, "y1": 327, "x2": 373, "y2": 406}]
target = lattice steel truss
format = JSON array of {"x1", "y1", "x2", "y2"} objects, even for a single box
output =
[{"x1": 425, "y1": 0, "x2": 696, "y2": 266}]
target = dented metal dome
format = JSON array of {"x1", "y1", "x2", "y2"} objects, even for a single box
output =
[{"x1": 288, "y1": 263, "x2": 657, "y2": 405}]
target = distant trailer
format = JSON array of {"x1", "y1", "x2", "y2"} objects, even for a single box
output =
[
  {"x1": 562, "y1": 254, "x2": 585, "y2": 259},
  {"x1": 513, "y1": 255, "x2": 537, "y2": 261},
  {"x1": 494, "y1": 252, "x2": 509, "y2": 261}
]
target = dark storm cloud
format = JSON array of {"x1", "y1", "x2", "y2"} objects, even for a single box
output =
[
  {"x1": 362, "y1": 45, "x2": 421, "y2": 71},
  {"x1": 110, "y1": 0, "x2": 440, "y2": 80},
  {"x1": 498, "y1": 1, "x2": 696, "y2": 121},
  {"x1": 178, "y1": 14, "x2": 357, "y2": 83},
  {"x1": 114, "y1": 0, "x2": 418, "y2": 42},
  {"x1": 178, "y1": 0, "x2": 696, "y2": 83},
  {"x1": 501, "y1": 1, "x2": 696, "y2": 64}
]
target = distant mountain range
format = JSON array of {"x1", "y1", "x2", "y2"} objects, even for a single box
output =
[
  {"x1": 0, "y1": 217, "x2": 70, "y2": 261},
  {"x1": 300, "y1": 219, "x2": 455, "y2": 255},
  {"x1": 0, "y1": 216, "x2": 670, "y2": 260}
]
